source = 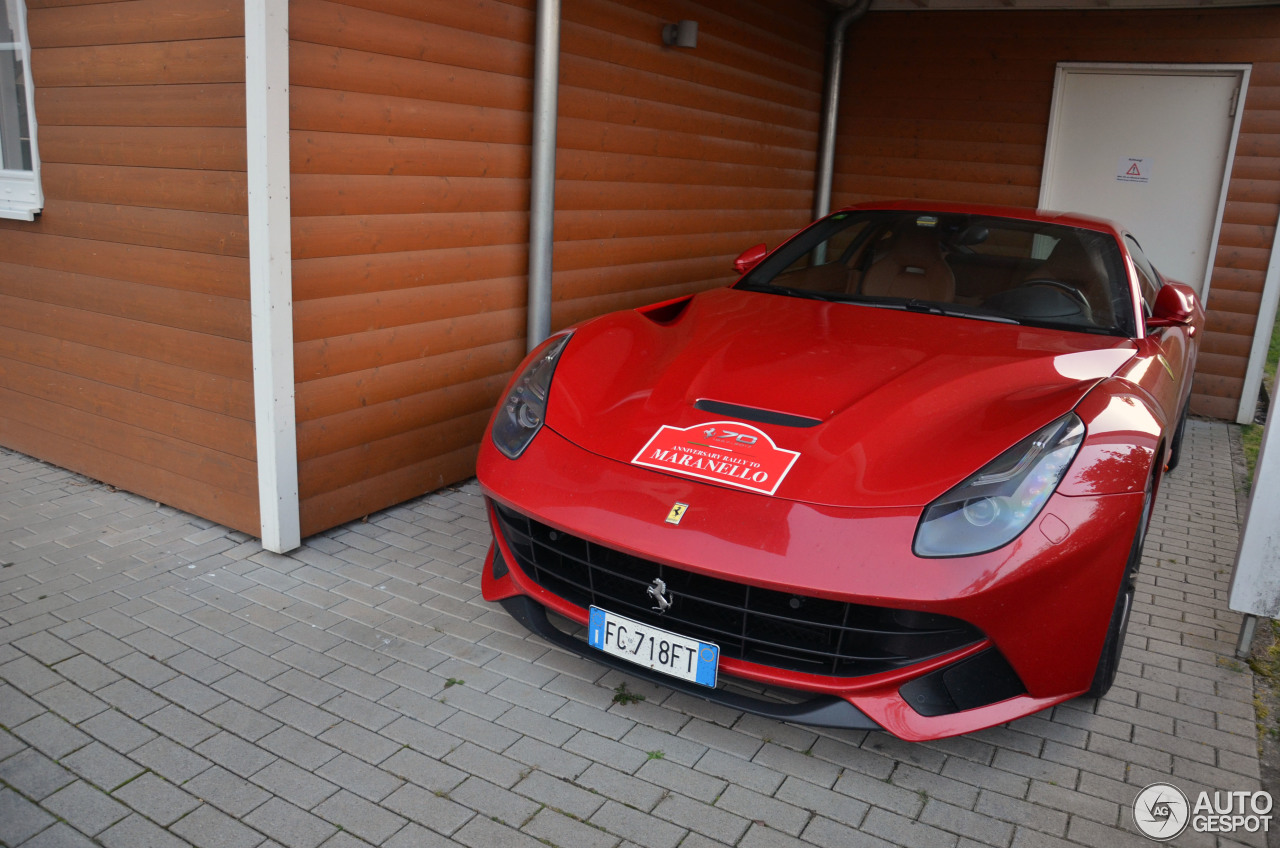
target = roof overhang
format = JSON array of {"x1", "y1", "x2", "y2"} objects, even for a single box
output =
[{"x1": 866, "y1": 0, "x2": 1275, "y2": 8}]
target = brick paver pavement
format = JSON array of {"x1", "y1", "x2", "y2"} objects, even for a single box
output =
[{"x1": 0, "y1": 419, "x2": 1266, "y2": 847}]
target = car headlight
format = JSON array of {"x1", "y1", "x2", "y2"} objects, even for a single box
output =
[
  {"x1": 913, "y1": 413, "x2": 1085, "y2": 558},
  {"x1": 491, "y1": 333, "x2": 572, "y2": 459}
]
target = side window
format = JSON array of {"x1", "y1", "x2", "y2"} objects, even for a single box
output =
[
  {"x1": 1124, "y1": 235, "x2": 1162, "y2": 314},
  {"x1": 0, "y1": 0, "x2": 41, "y2": 221}
]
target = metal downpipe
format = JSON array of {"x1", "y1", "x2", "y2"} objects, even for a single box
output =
[
  {"x1": 527, "y1": 0, "x2": 561, "y2": 352},
  {"x1": 813, "y1": 0, "x2": 871, "y2": 222}
]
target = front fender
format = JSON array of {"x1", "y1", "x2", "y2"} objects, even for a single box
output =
[{"x1": 1058, "y1": 381, "x2": 1163, "y2": 497}]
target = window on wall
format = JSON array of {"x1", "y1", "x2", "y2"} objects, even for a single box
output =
[{"x1": 0, "y1": 0, "x2": 40, "y2": 221}]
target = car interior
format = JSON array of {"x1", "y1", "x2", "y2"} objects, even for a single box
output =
[{"x1": 751, "y1": 212, "x2": 1132, "y2": 335}]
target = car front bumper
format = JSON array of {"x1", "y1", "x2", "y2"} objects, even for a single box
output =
[{"x1": 478, "y1": 427, "x2": 1144, "y2": 741}]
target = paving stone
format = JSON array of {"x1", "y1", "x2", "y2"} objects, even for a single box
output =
[
  {"x1": 185, "y1": 765, "x2": 273, "y2": 818},
  {"x1": 197, "y1": 730, "x2": 278, "y2": 778},
  {"x1": 0, "y1": 681, "x2": 45, "y2": 726},
  {"x1": 0, "y1": 654, "x2": 62, "y2": 694},
  {"x1": 314, "y1": 752, "x2": 404, "y2": 802},
  {"x1": 79, "y1": 708, "x2": 159, "y2": 754},
  {"x1": 155, "y1": 674, "x2": 228, "y2": 714},
  {"x1": 263, "y1": 695, "x2": 342, "y2": 736},
  {"x1": 252, "y1": 758, "x2": 341, "y2": 809},
  {"x1": 503, "y1": 734, "x2": 591, "y2": 780},
  {"x1": 61, "y1": 740, "x2": 146, "y2": 791},
  {"x1": 380, "y1": 783, "x2": 474, "y2": 836},
  {"x1": 380, "y1": 747, "x2": 467, "y2": 793},
  {"x1": 97, "y1": 677, "x2": 169, "y2": 718},
  {"x1": 693, "y1": 747, "x2": 785, "y2": 796},
  {"x1": 575, "y1": 761, "x2": 668, "y2": 812},
  {"x1": 171, "y1": 802, "x2": 267, "y2": 848},
  {"x1": 130, "y1": 736, "x2": 214, "y2": 783},
  {"x1": 590, "y1": 799, "x2": 687, "y2": 848},
  {"x1": 13, "y1": 711, "x2": 91, "y2": 759},
  {"x1": 98, "y1": 812, "x2": 192, "y2": 848},
  {"x1": 205, "y1": 698, "x2": 283, "y2": 741},
  {"x1": 0, "y1": 748, "x2": 74, "y2": 800},
  {"x1": 43, "y1": 779, "x2": 130, "y2": 836},
  {"x1": 317, "y1": 720, "x2": 401, "y2": 764},
  {"x1": 259, "y1": 725, "x2": 341, "y2": 771},
  {"x1": 715, "y1": 784, "x2": 810, "y2": 836},
  {"x1": 0, "y1": 787, "x2": 56, "y2": 845},
  {"x1": 112, "y1": 771, "x2": 203, "y2": 825},
  {"x1": 313, "y1": 789, "x2": 408, "y2": 844},
  {"x1": 442, "y1": 741, "x2": 527, "y2": 788},
  {"x1": 244, "y1": 798, "x2": 339, "y2": 848},
  {"x1": 752, "y1": 741, "x2": 842, "y2": 788},
  {"x1": 377, "y1": 715, "x2": 459, "y2": 758},
  {"x1": 0, "y1": 727, "x2": 22, "y2": 760},
  {"x1": 53, "y1": 653, "x2": 123, "y2": 691},
  {"x1": 511, "y1": 769, "x2": 606, "y2": 820},
  {"x1": 145, "y1": 703, "x2": 221, "y2": 746},
  {"x1": 524, "y1": 807, "x2": 620, "y2": 848},
  {"x1": 381, "y1": 821, "x2": 459, "y2": 848},
  {"x1": 862, "y1": 806, "x2": 960, "y2": 848},
  {"x1": 33, "y1": 681, "x2": 106, "y2": 727},
  {"x1": 16, "y1": 631, "x2": 80, "y2": 664},
  {"x1": 19, "y1": 821, "x2": 101, "y2": 848}
]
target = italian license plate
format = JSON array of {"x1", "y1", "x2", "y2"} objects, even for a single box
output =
[{"x1": 588, "y1": 606, "x2": 719, "y2": 688}]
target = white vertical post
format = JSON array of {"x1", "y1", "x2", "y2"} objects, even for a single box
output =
[
  {"x1": 1229, "y1": 406, "x2": 1280, "y2": 619},
  {"x1": 245, "y1": 0, "x2": 300, "y2": 552},
  {"x1": 1236, "y1": 208, "x2": 1280, "y2": 424}
]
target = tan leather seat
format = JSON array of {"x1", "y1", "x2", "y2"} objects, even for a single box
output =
[
  {"x1": 1021, "y1": 235, "x2": 1111, "y2": 324},
  {"x1": 860, "y1": 226, "x2": 956, "y2": 302}
]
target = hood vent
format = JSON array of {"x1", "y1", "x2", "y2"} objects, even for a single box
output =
[{"x1": 694, "y1": 399, "x2": 821, "y2": 428}]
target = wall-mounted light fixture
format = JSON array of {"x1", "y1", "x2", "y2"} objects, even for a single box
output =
[{"x1": 661, "y1": 20, "x2": 698, "y2": 48}]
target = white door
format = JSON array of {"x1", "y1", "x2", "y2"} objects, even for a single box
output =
[{"x1": 1040, "y1": 64, "x2": 1246, "y2": 297}]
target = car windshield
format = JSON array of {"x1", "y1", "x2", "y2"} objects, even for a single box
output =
[{"x1": 735, "y1": 210, "x2": 1135, "y2": 336}]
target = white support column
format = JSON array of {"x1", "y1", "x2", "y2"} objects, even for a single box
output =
[
  {"x1": 1236, "y1": 209, "x2": 1280, "y2": 424},
  {"x1": 245, "y1": 0, "x2": 300, "y2": 552},
  {"x1": 1229, "y1": 407, "x2": 1280, "y2": 619}
]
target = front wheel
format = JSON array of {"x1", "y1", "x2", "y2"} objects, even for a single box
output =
[{"x1": 1084, "y1": 489, "x2": 1154, "y2": 699}]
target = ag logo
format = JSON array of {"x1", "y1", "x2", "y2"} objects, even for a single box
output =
[{"x1": 1133, "y1": 782, "x2": 1190, "y2": 841}]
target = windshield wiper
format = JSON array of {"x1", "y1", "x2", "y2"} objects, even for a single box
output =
[
  {"x1": 855, "y1": 297, "x2": 1021, "y2": 324},
  {"x1": 743, "y1": 284, "x2": 845, "y2": 303}
]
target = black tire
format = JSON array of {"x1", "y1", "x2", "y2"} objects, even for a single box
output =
[
  {"x1": 1165, "y1": 398, "x2": 1190, "y2": 473},
  {"x1": 1084, "y1": 488, "x2": 1154, "y2": 699}
]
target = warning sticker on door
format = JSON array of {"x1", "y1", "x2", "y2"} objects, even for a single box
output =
[{"x1": 1116, "y1": 157, "x2": 1152, "y2": 184}]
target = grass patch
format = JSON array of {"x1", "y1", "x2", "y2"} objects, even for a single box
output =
[
  {"x1": 612, "y1": 683, "x2": 645, "y2": 706},
  {"x1": 1241, "y1": 303, "x2": 1280, "y2": 487},
  {"x1": 1248, "y1": 619, "x2": 1280, "y2": 743}
]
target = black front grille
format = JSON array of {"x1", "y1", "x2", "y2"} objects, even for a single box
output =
[{"x1": 492, "y1": 502, "x2": 984, "y2": 678}]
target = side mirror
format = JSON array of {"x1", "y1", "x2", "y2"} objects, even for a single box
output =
[
  {"x1": 734, "y1": 243, "x2": 768, "y2": 276},
  {"x1": 1146, "y1": 284, "x2": 1195, "y2": 331}
]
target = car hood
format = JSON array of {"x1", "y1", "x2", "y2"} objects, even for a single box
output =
[{"x1": 545, "y1": 287, "x2": 1137, "y2": 508}]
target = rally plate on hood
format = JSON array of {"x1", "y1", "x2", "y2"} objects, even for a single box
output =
[{"x1": 631, "y1": 421, "x2": 800, "y2": 496}]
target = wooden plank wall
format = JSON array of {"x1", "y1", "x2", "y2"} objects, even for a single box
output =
[
  {"x1": 0, "y1": 0, "x2": 257, "y2": 532},
  {"x1": 290, "y1": 0, "x2": 829, "y2": 535},
  {"x1": 835, "y1": 8, "x2": 1280, "y2": 421}
]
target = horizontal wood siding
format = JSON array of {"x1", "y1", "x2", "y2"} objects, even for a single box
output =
[
  {"x1": 835, "y1": 8, "x2": 1280, "y2": 420},
  {"x1": 291, "y1": 0, "x2": 829, "y2": 535},
  {"x1": 0, "y1": 0, "x2": 256, "y2": 532}
]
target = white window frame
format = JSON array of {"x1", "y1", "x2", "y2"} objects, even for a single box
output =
[{"x1": 0, "y1": 0, "x2": 41, "y2": 221}]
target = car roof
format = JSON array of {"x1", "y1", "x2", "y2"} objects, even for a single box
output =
[{"x1": 838, "y1": 200, "x2": 1124, "y2": 238}]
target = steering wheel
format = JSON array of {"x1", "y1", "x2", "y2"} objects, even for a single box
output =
[{"x1": 1017, "y1": 279, "x2": 1091, "y2": 314}]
